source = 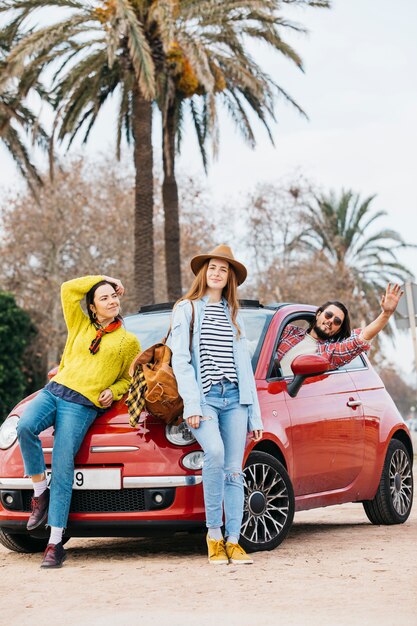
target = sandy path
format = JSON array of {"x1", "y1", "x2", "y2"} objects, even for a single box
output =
[{"x1": 1, "y1": 488, "x2": 416, "y2": 626}]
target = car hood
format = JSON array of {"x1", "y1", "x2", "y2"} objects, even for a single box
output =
[
  {"x1": 93, "y1": 397, "x2": 165, "y2": 426},
  {"x1": 11, "y1": 393, "x2": 164, "y2": 427}
]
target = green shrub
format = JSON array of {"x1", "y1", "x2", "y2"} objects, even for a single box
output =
[{"x1": 0, "y1": 292, "x2": 36, "y2": 422}]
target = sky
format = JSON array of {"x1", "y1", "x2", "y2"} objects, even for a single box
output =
[{"x1": 0, "y1": 0, "x2": 416, "y2": 381}]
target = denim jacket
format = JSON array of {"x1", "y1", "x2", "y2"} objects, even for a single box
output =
[{"x1": 168, "y1": 296, "x2": 263, "y2": 432}]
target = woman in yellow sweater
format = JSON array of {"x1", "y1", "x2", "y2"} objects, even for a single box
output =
[{"x1": 17, "y1": 275, "x2": 139, "y2": 568}]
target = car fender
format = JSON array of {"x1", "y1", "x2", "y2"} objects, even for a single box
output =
[
  {"x1": 361, "y1": 413, "x2": 413, "y2": 501},
  {"x1": 244, "y1": 433, "x2": 289, "y2": 472}
]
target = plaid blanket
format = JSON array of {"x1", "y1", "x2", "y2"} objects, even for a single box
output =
[{"x1": 126, "y1": 365, "x2": 147, "y2": 427}]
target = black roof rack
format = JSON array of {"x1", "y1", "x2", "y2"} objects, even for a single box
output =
[
  {"x1": 239, "y1": 299, "x2": 262, "y2": 308},
  {"x1": 138, "y1": 302, "x2": 173, "y2": 313}
]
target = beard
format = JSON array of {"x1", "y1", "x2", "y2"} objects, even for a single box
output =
[{"x1": 312, "y1": 323, "x2": 334, "y2": 341}]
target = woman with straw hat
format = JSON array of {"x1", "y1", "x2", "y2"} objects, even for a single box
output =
[{"x1": 170, "y1": 245, "x2": 263, "y2": 565}]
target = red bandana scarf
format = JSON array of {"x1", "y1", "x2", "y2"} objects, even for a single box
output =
[{"x1": 89, "y1": 319, "x2": 122, "y2": 355}]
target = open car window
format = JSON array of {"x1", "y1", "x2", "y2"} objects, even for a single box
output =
[
  {"x1": 269, "y1": 315, "x2": 313, "y2": 380},
  {"x1": 337, "y1": 354, "x2": 367, "y2": 371},
  {"x1": 269, "y1": 314, "x2": 367, "y2": 380}
]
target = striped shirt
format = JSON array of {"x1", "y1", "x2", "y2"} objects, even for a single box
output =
[{"x1": 200, "y1": 302, "x2": 238, "y2": 394}]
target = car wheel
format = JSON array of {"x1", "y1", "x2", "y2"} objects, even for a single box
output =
[
  {"x1": 240, "y1": 451, "x2": 295, "y2": 553},
  {"x1": 0, "y1": 529, "x2": 69, "y2": 554},
  {"x1": 0, "y1": 528, "x2": 49, "y2": 553},
  {"x1": 363, "y1": 439, "x2": 413, "y2": 525}
]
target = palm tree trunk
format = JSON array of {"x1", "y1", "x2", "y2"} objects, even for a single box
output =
[
  {"x1": 162, "y1": 102, "x2": 182, "y2": 301},
  {"x1": 132, "y1": 88, "x2": 154, "y2": 306}
]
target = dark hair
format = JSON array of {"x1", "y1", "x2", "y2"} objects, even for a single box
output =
[
  {"x1": 86, "y1": 280, "x2": 123, "y2": 324},
  {"x1": 308, "y1": 300, "x2": 351, "y2": 341}
]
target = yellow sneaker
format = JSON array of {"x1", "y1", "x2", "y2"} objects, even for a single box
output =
[
  {"x1": 225, "y1": 542, "x2": 254, "y2": 565},
  {"x1": 206, "y1": 534, "x2": 229, "y2": 565}
]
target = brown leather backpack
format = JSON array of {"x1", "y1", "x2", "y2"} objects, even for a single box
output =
[{"x1": 128, "y1": 302, "x2": 194, "y2": 425}]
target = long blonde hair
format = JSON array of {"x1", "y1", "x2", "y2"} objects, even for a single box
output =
[{"x1": 176, "y1": 260, "x2": 241, "y2": 337}]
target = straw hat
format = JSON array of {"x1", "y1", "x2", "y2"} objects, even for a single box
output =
[{"x1": 190, "y1": 244, "x2": 247, "y2": 285}]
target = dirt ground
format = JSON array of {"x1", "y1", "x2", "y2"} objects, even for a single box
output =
[{"x1": 1, "y1": 468, "x2": 416, "y2": 626}]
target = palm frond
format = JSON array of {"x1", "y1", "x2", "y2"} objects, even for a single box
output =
[
  {"x1": 114, "y1": 0, "x2": 155, "y2": 99},
  {"x1": 3, "y1": 16, "x2": 98, "y2": 83},
  {"x1": 188, "y1": 97, "x2": 208, "y2": 171},
  {"x1": 1, "y1": 122, "x2": 42, "y2": 196}
]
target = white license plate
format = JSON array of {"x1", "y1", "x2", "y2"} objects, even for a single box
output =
[{"x1": 46, "y1": 468, "x2": 121, "y2": 490}]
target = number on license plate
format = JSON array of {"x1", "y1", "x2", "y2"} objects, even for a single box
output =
[{"x1": 45, "y1": 468, "x2": 121, "y2": 490}]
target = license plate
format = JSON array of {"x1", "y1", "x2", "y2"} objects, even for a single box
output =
[{"x1": 46, "y1": 468, "x2": 121, "y2": 490}]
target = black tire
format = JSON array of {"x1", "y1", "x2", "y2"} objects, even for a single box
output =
[
  {"x1": 363, "y1": 439, "x2": 413, "y2": 525},
  {"x1": 0, "y1": 529, "x2": 70, "y2": 554},
  {"x1": 0, "y1": 529, "x2": 49, "y2": 553},
  {"x1": 240, "y1": 451, "x2": 295, "y2": 553}
]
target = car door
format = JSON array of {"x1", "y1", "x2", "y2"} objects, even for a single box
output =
[
  {"x1": 272, "y1": 312, "x2": 365, "y2": 497},
  {"x1": 285, "y1": 370, "x2": 365, "y2": 496},
  {"x1": 343, "y1": 353, "x2": 387, "y2": 475}
]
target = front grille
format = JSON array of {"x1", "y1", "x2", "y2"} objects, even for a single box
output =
[{"x1": 21, "y1": 489, "x2": 150, "y2": 513}]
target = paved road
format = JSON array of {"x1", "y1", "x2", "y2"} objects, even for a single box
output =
[{"x1": 1, "y1": 468, "x2": 416, "y2": 626}]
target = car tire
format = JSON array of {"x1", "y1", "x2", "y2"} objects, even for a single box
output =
[
  {"x1": 363, "y1": 439, "x2": 413, "y2": 525},
  {"x1": 0, "y1": 528, "x2": 49, "y2": 553},
  {"x1": 0, "y1": 529, "x2": 69, "y2": 554},
  {"x1": 239, "y1": 451, "x2": 295, "y2": 553}
]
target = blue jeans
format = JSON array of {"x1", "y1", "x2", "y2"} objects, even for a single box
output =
[
  {"x1": 189, "y1": 380, "x2": 248, "y2": 539},
  {"x1": 17, "y1": 389, "x2": 97, "y2": 528}
]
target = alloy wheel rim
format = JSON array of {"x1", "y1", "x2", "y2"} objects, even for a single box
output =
[
  {"x1": 389, "y1": 449, "x2": 413, "y2": 515},
  {"x1": 242, "y1": 462, "x2": 290, "y2": 545}
]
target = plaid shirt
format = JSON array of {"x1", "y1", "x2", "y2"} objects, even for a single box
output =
[{"x1": 276, "y1": 325, "x2": 371, "y2": 369}]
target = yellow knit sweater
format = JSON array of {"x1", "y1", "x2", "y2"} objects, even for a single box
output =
[{"x1": 51, "y1": 275, "x2": 140, "y2": 408}]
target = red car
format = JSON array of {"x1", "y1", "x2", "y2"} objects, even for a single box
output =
[{"x1": 0, "y1": 301, "x2": 414, "y2": 554}]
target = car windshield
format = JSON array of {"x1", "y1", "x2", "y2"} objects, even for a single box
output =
[{"x1": 125, "y1": 307, "x2": 273, "y2": 369}]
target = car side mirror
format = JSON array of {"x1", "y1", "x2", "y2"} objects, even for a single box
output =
[
  {"x1": 286, "y1": 354, "x2": 330, "y2": 398},
  {"x1": 47, "y1": 366, "x2": 59, "y2": 381}
]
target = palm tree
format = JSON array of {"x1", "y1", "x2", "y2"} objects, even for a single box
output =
[
  {"x1": 1, "y1": 0, "x2": 330, "y2": 303},
  {"x1": 298, "y1": 189, "x2": 415, "y2": 312},
  {"x1": 0, "y1": 22, "x2": 48, "y2": 196},
  {"x1": 158, "y1": 0, "x2": 311, "y2": 299},
  {"x1": 1, "y1": 0, "x2": 158, "y2": 303}
]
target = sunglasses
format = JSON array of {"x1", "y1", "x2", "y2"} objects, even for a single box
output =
[{"x1": 323, "y1": 310, "x2": 343, "y2": 326}]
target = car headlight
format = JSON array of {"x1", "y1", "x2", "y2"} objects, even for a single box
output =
[
  {"x1": 182, "y1": 450, "x2": 204, "y2": 470},
  {"x1": 0, "y1": 415, "x2": 19, "y2": 450},
  {"x1": 165, "y1": 421, "x2": 196, "y2": 446}
]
